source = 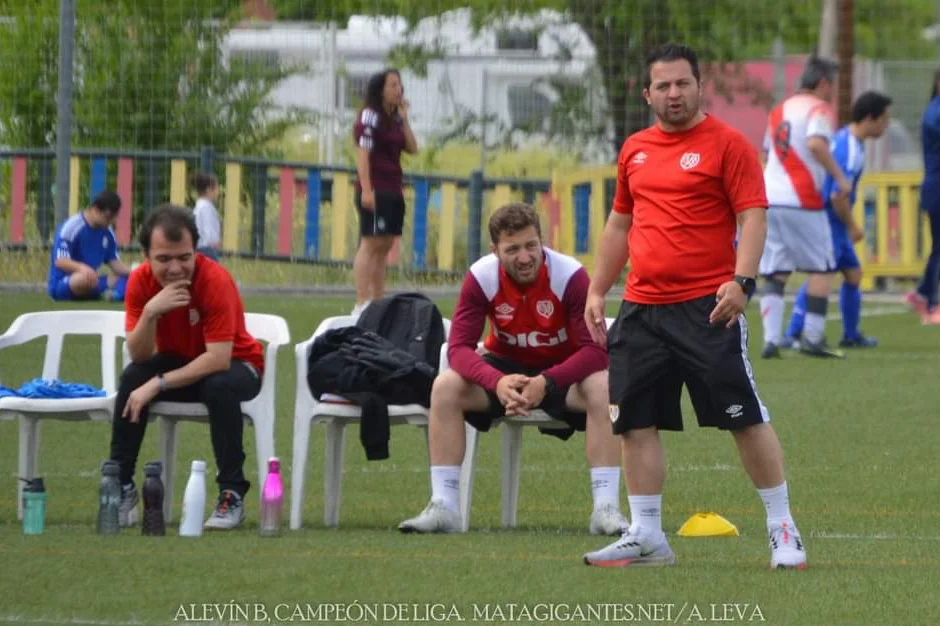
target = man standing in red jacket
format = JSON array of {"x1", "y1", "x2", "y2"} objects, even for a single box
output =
[{"x1": 399, "y1": 202, "x2": 627, "y2": 534}]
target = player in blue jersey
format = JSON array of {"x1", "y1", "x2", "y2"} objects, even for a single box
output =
[
  {"x1": 47, "y1": 190, "x2": 132, "y2": 301},
  {"x1": 784, "y1": 91, "x2": 893, "y2": 348}
]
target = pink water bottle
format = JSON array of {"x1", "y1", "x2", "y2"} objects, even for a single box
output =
[{"x1": 259, "y1": 457, "x2": 283, "y2": 537}]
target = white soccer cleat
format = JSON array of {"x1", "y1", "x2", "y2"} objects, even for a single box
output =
[
  {"x1": 589, "y1": 503, "x2": 630, "y2": 536},
  {"x1": 398, "y1": 499, "x2": 462, "y2": 534},
  {"x1": 769, "y1": 522, "x2": 807, "y2": 570},
  {"x1": 583, "y1": 528, "x2": 677, "y2": 567}
]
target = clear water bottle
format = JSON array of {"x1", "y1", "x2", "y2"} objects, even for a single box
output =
[
  {"x1": 141, "y1": 461, "x2": 166, "y2": 536},
  {"x1": 259, "y1": 457, "x2": 283, "y2": 537},
  {"x1": 21, "y1": 477, "x2": 46, "y2": 535},
  {"x1": 97, "y1": 461, "x2": 121, "y2": 535},
  {"x1": 179, "y1": 460, "x2": 207, "y2": 537}
]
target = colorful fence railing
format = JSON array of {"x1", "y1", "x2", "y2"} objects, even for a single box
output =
[
  {"x1": 552, "y1": 166, "x2": 928, "y2": 289},
  {"x1": 0, "y1": 149, "x2": 552, "y2": 273},
  {"x1": 1, "y1": 149, "x2": 927, "y2": 288}
]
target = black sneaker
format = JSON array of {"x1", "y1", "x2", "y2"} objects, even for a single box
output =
[
  {"x1": 839, "y1": 335, "x2": 878, "y2": 348},
  {"x1": 799, "y1": 340, "x2": 845, "y2": 359},
  {"x1": 761, "y1": 343, "x2": 781, "y2": 359},
  {"x1": 203, "y1": 490, "x2": 245, "y2": 530}
]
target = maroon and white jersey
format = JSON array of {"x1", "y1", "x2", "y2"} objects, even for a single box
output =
[{"x1": 447, "y1": 247, "x2": 608, "y2": 391}]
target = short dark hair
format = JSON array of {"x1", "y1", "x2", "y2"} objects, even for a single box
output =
[
  {"x1": 852, "y1": 91, "x2": 892, "y2": 123},
  {"x1": 138, "y1": 204, "x2": 199, "y2": 253},
  {"x1": 488, "y1": 202, "x2": 542, "y2": 245},
  {"x1": 644, "y1": 43, "x2": 701, "y2": 89},
  {"x1": 191, "y1": 171, "x2": 218, "y2": 195},
  {"x1": 799, "y1": 56, "x2": 839, "y2": 90},
  {"x1": 91, "y1": 190, "x2": 122, "y2": 216}
]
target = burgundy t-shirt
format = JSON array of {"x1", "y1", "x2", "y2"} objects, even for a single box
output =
[{"x1": 353, "y1": 107, "x2": 405, "y2": 194}]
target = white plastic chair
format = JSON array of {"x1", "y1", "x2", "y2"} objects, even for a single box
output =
[
  {"x1": 289, "y1": 315, "x2": 477, "y2": 529},
  {"x1": 0, "y1": 310, "x2": 126, "y2": 519},
  {"x1": 457, "y1": 317, "x2": 617, "y2": 529},
  {"x1": 147, "y1": 313, "x2": 290, "y2": 521}
]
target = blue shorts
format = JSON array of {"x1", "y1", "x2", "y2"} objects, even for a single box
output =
[
  {"x1": 48, "y1": 274, "x2": 108, "y2": 301},
  {"x1": 830, "y1": 223, "x2": 860, "y2": 271}
]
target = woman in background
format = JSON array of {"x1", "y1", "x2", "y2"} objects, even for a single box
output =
[
  {"x1": 906, "y1": 69, "x2": 940, "y2": 324},
  {"x1": 351, "y1": 69, "x2": 418, "y2": 316}
]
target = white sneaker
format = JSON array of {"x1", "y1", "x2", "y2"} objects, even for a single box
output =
[
  {"x1": 769, "y1": 521, "x2": 806, "y2": 569},
  {"x1": 583, "y1": 527, "x2": 676, "y2": 567},
  {"x1": 589, "y1": 503, "x2": 629, "y2": 536},
  {"x1": 351, "y1": 301, "x2": 372, "y2": 317},
  {"x1": 398, "y1": 499, "x2": 462, "y2": 534},
  {"x1": 203, "y1": 490, "x2": 246, "y2": 530},
  {"x1": 118, "y1": 486, "x2": 139, "y2": 527}
]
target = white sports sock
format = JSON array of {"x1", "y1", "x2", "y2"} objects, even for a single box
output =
[
  {"x1": 430, "y1": 465, "x2": 460, "y2": 513},
  {"x1": 760, "y1": 293, "x2": 784, "y2": 345},
  {"x1": 757, "y1": 482, "x2": 795, "y2": 528},
  {"x1": 803, "y1": 312, "x2": 826, "y2": 344},
  {"x1": 590, "y1": 467, "x2": 621, "y2": 509},
  {"x1": 627, "y1": 494, "x2": 663, "y2": 538}
]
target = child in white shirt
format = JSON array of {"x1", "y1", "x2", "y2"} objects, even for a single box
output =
[{"x1": 191, "y1": 171, "x2": 221, "y2": 260}]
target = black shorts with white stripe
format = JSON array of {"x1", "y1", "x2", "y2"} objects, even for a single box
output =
[{"x1": 607, "y1": 295, "x2": 770, "y2": 433}]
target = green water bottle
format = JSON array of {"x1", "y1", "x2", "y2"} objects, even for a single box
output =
[{"x1": 21, "y1": 477, "x2": 46, "y2": 535}]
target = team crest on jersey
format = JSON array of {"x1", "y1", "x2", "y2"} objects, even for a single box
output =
[
  {"x1": 189, "y1": 308, "x2": 200, "y2": 326},
  {"x1": 632, "y1": 151, "x2": 647, "y2": 165},
  {"x1": 536, "y1": 300, "x2": 554, "y2": 318},
  {"x1": 679, "y1": 152, "x2": 701, "y2": 170},
  {"x1": 494, "y1": 302, "x2": 515, "y2": 321}
]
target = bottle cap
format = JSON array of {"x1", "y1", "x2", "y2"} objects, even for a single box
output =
[
  {"x1": 101, "y1": 460, "x2": 119, "y2": 477},
  {"x1": 191, "y1": 460, "x2": 207, "y2": 472},
  {"x1": 267, "y1": 457, "x2": 280, "y2": 472},
  {"x1": 20, "y1": 477, "x2": 46, "y2": 492},
  {"x1": 144, "y1": 461, "x2": 163, "y2": 477}
]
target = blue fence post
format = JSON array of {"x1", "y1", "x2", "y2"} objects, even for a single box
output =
[
  {"x1": 90, "y1": 156, "x2": 107, "y2": 201},
  {"x1": 200, "y1": 146, "x2": 214, "y2": 174},
  {"x1": 250, "y1": 163, "x2": 267, "y2": 255},
  {"x1": 574, "y1": 183, "x2": 590, "y2": 254},
  {"x1": 467, "y1": 170, "x2": 484, "y2": 263},
  {"x1": 305, "y1": 168, "x2": 321, "y2": 259},
  {"x1": 412, "y1": 177, "x2": 430, "y2": 270}
]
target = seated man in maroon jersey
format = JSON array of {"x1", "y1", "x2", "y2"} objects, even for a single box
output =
[{"x1": 399, "y1": 202, "x2": 627, "y2": 534}]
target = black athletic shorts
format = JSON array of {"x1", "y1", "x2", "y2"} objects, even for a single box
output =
[
  {"x1": 608, "y1": 295, "x2": 770, "y2": 433},
  {"x1": 355, "y1": 189, "x2": 405, "y2": 237},
  {"x1": 464, "y1": 353, "x2": 587, "y2": 440}
]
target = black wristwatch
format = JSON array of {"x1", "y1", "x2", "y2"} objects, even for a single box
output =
[
  {"x1": 733, "y1": 275, "x2": 757, "y2": 298},
  {"x1": 542, "y1": 374, "x2": 557, "y2": 395}
]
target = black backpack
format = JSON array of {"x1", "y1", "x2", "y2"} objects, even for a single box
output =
[
  {"x1": 306, "y1": 293, "x2": 445, "y2": 460},
  {"x1": 355, "y1": 292, "x2": 446, "y2": 367}
]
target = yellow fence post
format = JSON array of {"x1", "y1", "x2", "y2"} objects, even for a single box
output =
[
  {"x1": 170, "y1": 160, "x2": 187, "y2": 205},
  {"x1": 438, "y1": 182, "x2": 457, "y2": 271},
  {"x1": 223, "y1": 162, "x2": 242, "y2": 252},
  {"x1": 490, "y1": 184, "x2": 512, "y2": 222},
  {"x1": 68, "y1": 157, "x2": 80, "y2": 216},
  {"x1": 331, "y1": 173, "x2": 351, "y2": 260}
]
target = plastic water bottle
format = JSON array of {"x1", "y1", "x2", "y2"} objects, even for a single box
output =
[
  {"x1": 141, "y1": 461, "x2": 166, "y2": 536},
  {"x1": 96, "y1": 461, "x2": 121, "y2": 535},
  {"x1": 21, "y1": 477, "x2": 46, "y2": 535},
  {"x1": 259, "y1": 457, "x2": 284, "y2": 537},
  {"x1": 179, "y1": 460, "x2": 207, "y2": 537}
]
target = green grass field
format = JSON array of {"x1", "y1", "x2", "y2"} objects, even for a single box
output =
[{"x1": 1, "y1": 292, "x2": 939, "y2": 626}]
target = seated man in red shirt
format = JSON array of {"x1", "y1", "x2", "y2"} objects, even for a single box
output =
[
  {"x1": 109, "y1": 204, "x2": 265, "y2": 531},
  {"x1": 399, "y1": 202, "x2": 627, "y2": 534}
]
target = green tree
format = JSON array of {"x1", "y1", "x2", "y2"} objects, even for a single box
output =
[
  {"x1": 0, "y1": 0, "x2": 311, "y2": 155},
  {"x1": 273, "y1": 0, "x2": 937, "y2": 153}
]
